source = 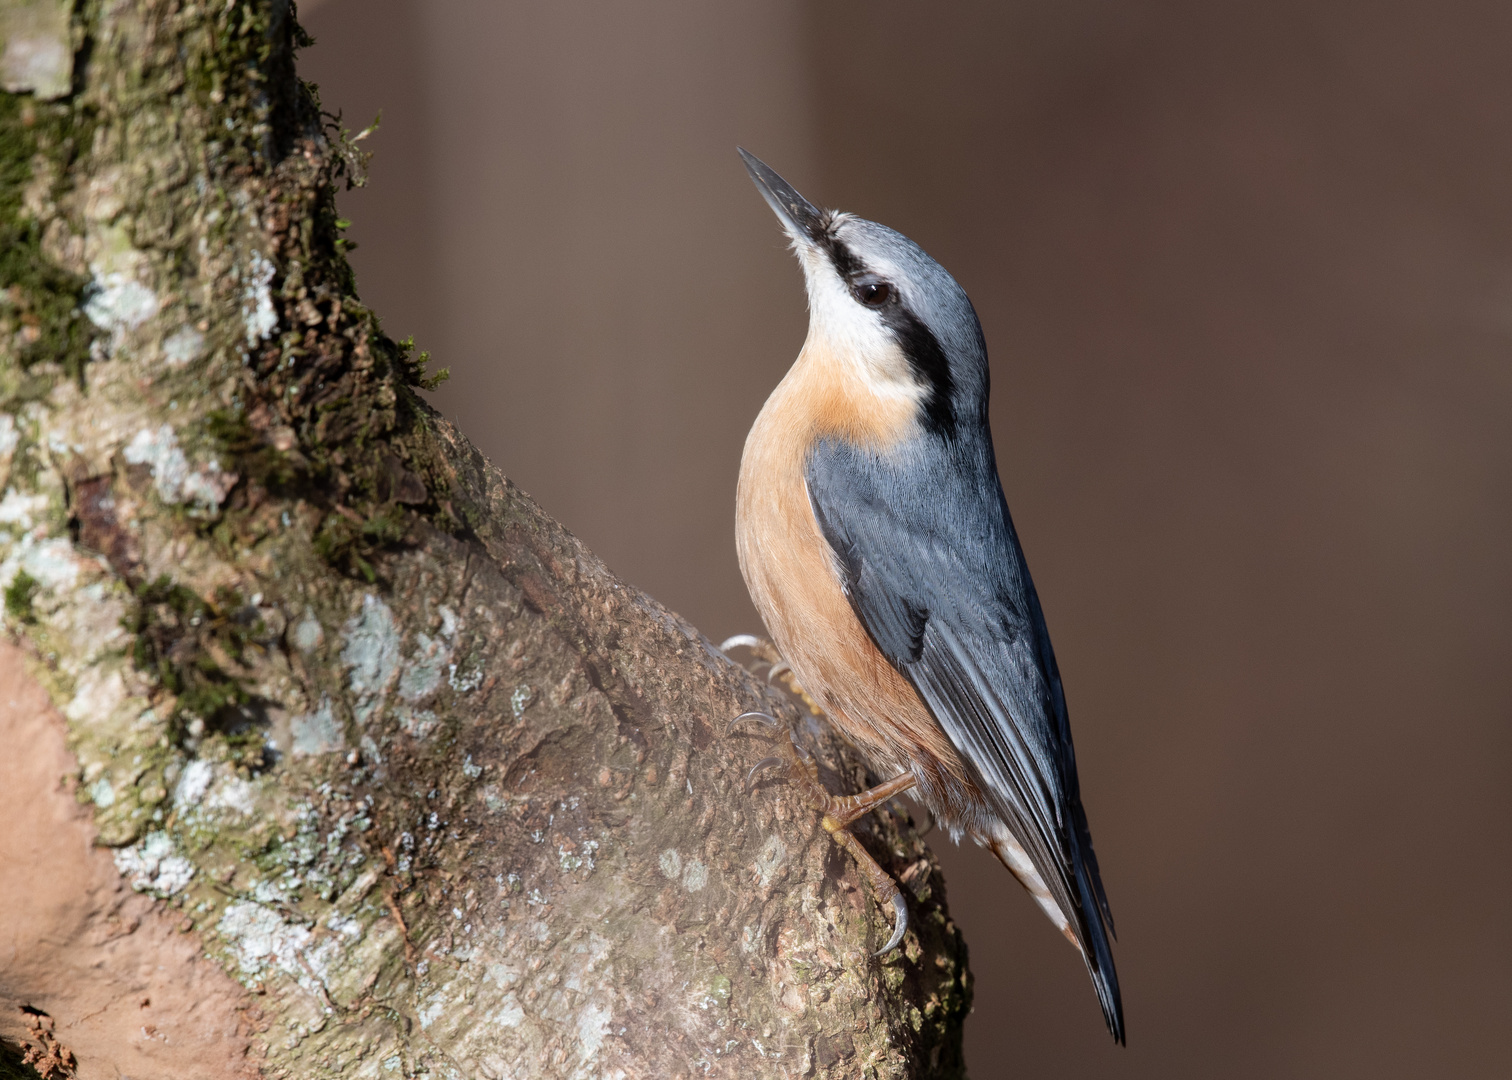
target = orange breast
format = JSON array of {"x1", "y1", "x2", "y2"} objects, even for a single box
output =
[{"x1": 735, "y1": 341, "x2": 972, "y2": 786}]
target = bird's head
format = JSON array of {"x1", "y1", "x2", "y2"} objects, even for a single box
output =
[{"x1": 740, "y1": 148, "x2": 988, "y2": 438}]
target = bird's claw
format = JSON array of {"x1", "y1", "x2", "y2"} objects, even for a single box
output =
[
  {"x1": 766, "y1": 660, "x2": 791, "y2": 685},
  {"x1": 746, "y1": 756, "x2": 786, "y2": 790},
  {"x1": 730, "y1": 711, "x2": 802, "y2": 790},
  {"x1": 875, "y1": 891, "x2": 909, "y2": 956},
  {"x1": 728, "y1": 710, "x2": 781, "y2": 734},
  {"x1": 718, "y1": 634, "x2": 766, "y2": 655},
  {"x1": 719, "y1": 635, "x2": 784, "y2": 675}
]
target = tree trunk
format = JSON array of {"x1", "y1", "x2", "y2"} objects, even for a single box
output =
[{"x1": 0, "y1": 2, "x2": 971, "y2": 1078}]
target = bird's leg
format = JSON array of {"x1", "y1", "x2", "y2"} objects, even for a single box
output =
[
  {"x1": 818, "y1": 771, "x2": 918, "y2": 830},
  {"x1": 731, "y1": 711, "x2": 917, "y2": 954},
  {"x1": 735, "y1": 712, "x2": 915, "y2": 822},
  {"x1": 820, "y1": 771, "x2": 917, "y2": 955}
]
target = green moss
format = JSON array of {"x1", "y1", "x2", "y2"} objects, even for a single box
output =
[
  {"x1": 172, "y1": 29, "x2": 462, "y2": 586},
  {"x1": 395, "y1": 336, "x2": 448, "y2": 391},
  {"x1": 4, "y1": 569, "x2": 39, "y2": 623},
  {"x1": 184, "y1": 1, "x2": 280, "y2": 163},
  {"x1": 204, "y1": 407, "x2": 302, "y2": 490},
  {"x1": 0, "y1": 94, "x2": 96, "y2": 381},
  {"x1": 312, "y1": 502, "x2": 410, "y2": 583},
  {"x1": 124, "y1": 576, "x2": 267, "y2": 766}
]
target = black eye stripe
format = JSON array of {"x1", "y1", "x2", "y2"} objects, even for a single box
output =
[
  {"x1": 818, "y1": 222, "x2": 864, "y2": 279},
  {"x1": 885, "y1": 308, "x2": 956, "y2": 436},
  {"x1": 822, "y1": 232, "x2": 957, "y2": 436}
]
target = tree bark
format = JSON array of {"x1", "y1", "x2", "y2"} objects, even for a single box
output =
[{"x1": 0, "y1": 2, "x2": 971, "y2": 1078}]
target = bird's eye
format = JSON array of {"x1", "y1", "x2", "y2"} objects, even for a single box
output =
[{"x1": 855, "y1": 279, "x2": 894, "y2": 307}]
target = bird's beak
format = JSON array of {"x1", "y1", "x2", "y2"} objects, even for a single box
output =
[{"x1": 738, "y1": 148, "x2": 825, "y2": 247}]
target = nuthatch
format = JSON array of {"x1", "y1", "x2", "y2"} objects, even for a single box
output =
[{"x1": 730, "y1": 149, "x2": 1123, "y2": 1042}]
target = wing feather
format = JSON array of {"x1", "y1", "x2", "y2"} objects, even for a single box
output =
[{"x1": 807, "y1": 438, "x2": 1123, "y2": 1041}]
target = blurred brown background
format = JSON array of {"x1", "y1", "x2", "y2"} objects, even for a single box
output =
[{"x1": 297, "y1": 1, "x2": 1511, "y2": 1075}]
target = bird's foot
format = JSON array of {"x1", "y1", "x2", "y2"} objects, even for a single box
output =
[
  {"x1": 828, "y1": 825, "x2": 910, "y2": 956},
  {"x1": 729, "y1": 710, "x2": 916, "y2": 955}
]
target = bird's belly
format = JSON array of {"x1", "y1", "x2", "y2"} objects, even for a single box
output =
[
  {"x1": 735, "y1": 425, "x2": 978, "y2": 813},
  {"x1": 735, "y1": 467, "x2": 899, "y2": 762}
]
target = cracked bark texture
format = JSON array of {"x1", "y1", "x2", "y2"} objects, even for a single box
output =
[{"x1": 0, "y1": 1, "x2": 971, "y2": 1078}]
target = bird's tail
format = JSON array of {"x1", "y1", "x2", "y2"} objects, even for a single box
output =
[
  {"x1": 1070, "y1": 827, "x2": 1124, "y2": 1044},
  {"x1": 987, "y1": 828, "x2": 1125, "y2": 1044}
]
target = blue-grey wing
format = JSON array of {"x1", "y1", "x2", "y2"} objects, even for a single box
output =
[{"x1": 806, "y1": 437, "x2": 1122, "y2": 1040}]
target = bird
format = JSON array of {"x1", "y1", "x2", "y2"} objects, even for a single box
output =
[{"x1": 729, "y1": 148, "x2": 1124, "y2": 1043}]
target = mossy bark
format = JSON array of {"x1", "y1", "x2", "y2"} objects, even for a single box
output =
[{"x1": 0, "y1": 2, "x2": 971, "y2": 1077}]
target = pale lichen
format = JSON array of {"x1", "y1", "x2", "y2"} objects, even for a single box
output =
[
  {"x1": 755, "y1": 833, "x2": 788, "y2": 887},
  {"x1": 240, "y1": 249, "x2": 278, "y2": 348},
  {"x1": 291, "y1": 694, "x2": 344, "y2": 756},
  {"x1": 681, "y1": 857, "x2": 708, "y2": 892},
  {"x1": 218, "y1": 899, "x2": 331, "y2": 992},
  {"x1": 173, "y1": 758, "x2": 215, "y2": 805},
  {"x1": 396, "y1": 705, "x2": 438, "y2": 740},
  {"x1": 397, "y1": 630, "x2": 448, "y2": 703},
  {"x1": 161, "y1": 324, "x2": 206, "y2": 367},
  {"x1": 0, "y1": 487, "x2": 47, "y2": 526},
  {"x1": 122, "y1": 424, "x2": 236, "y2": 508},
  {"x1": 83, "y1": 269, "x2": 157, "y2": 335},
  {"x1": 114, "y1": 830, "x2": 196, "y2": 896},
  {"x1": 449, "y1": 659, "x2": 483, "y2": 694},
  {"x1": 290, "y1": 607, "x2": 324, "y2": 652},
  {"x1": 341, "y1": 593, "x2": 400, "y2": 715}
]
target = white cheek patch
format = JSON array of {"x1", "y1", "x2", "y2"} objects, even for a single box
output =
[{"x1": 795, "y1": 242, "x2": 924, "y2": 409}]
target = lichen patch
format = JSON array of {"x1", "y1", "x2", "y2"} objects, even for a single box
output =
[
  {"x1": 122, "y1": 424, "x2": 236, "y2": 509},
  {"x1": 63, "y1": 663, "x2": 128, "y2": 725},
  {"x1": 239, "y1": 250, "x2": 278, "y2": 347},
  {"x1": 0, "y1": 533, "x2": 80, "y2": 593},
  {"x1": 115, "y1": 830, "x2": 196, "y2": 896},
  {"x1": 397, "y1": 630, "x2": 449, "y2": 703},
  {"x1": 161, "y1": 324, "x2": 206, "y2": 367},
  {"x1": 341, "y1": 593, "x2": 401, "y2": 706},
  {"x1": 217, "y1": 900, "x2": 323, "y2": 990},
  {"x1": 682, "y1": 857, "x2": 709, "y2": 892},
  {"x1": 291, "y1": 694, "x2": 344, "y2": 756},
  {"x1": 289, "y1": 606, "x2": 324, "y2": 652},
  {"x1": 0, "y1": 488, "x2": 45, "y2": 526},
  {"x1": 83, "y1": 268, "x2": 158, "y2": 336},
  {"x1": 756, "y1": 833, "x2": 788, "y2": 887},
  {"x1": 173, "y1": 757, "x2": 215, "y2": 805}
]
